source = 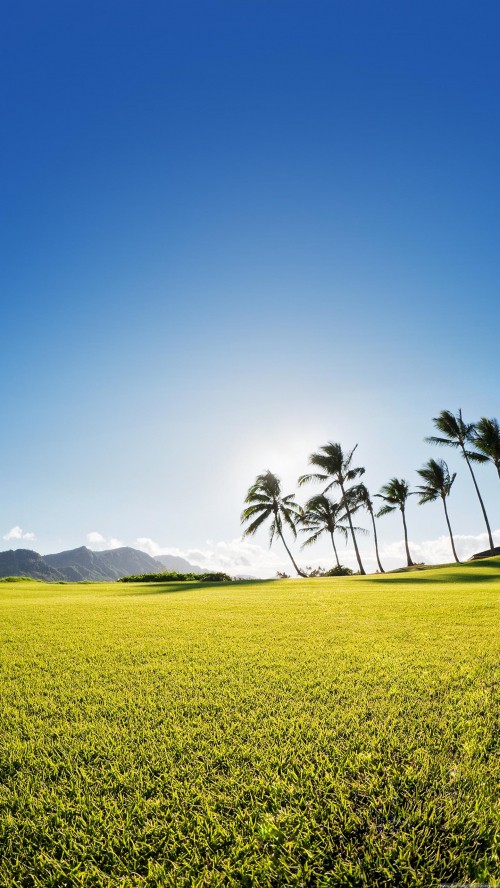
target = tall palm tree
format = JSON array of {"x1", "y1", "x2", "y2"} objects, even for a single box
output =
[
  {"x1": 376, "y1": 478, "x2": 415, "y2": 567},
  {"x1": 241, "y1": 470, "x2": 306, "y2": 577},
  {"x1": 299, "y1": 442, "x2": 366, "y2": 574},
  {"x1": 352, "y1": 483, "x2": 385, "y2": 573},
  {"x1": 472, "y1": 417, "x2": 500, "y2": 482},
  {"x1": 416, "y1": 458, "x2": 459, "y2": 563},
  {"x1": 426, "y1": 409, "x2": 494, "y2": 552},
  {"x1": 299, "y1": 494, "x2": 358, "y2": 568}
]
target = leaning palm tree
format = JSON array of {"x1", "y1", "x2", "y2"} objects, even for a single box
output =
[
  {"x1": 299, "y1": 442, "x2": 366, "y2": 574},
  {"x1": 376, "y1": 478, "x2": 415, "y2": 567},
  {"x1": 299, "y1": 494, "x2": 360, "y2": 568},
  {"x1": 416, "y1": 458, "x2": 459, "y2": 563},
  {"x1": 472, "y1": 417, "x2": 500, "y2": 482},
  {"x1": 426, "y1": 409, "x2": 494, "y2": 552},
  {"x1": 352, "y1": 483, "x2": 385, "y2": 573},
  {"x1": 241, "y1": 470, "x2": 306, "y2": 577}
]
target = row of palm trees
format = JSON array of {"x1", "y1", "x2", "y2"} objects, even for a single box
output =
[{"x1": 241, "y1": 409, "x2": 500, "y2": 577}]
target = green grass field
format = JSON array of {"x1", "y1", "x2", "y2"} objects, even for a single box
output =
[{"x1": 1, "y1": 562, "x2": 499, "y2": 887}]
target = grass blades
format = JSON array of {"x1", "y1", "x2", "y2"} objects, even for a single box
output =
[{"x1": 0, "y1": 561, "x2": 499, "y2": 886}]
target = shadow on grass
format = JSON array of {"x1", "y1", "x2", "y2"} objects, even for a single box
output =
[
  {"x1": 460, "y1": 558, "x2": 500, "y2": 570},
  {"x1": 374, "y1": 559, "x2": 500, "y2": 585},
  {"x1": 374, "y1": 573, "x2": 499, "y2": 585},
  {"x1": 119, "y1": 579, "x2": 275, "y2": 597}
]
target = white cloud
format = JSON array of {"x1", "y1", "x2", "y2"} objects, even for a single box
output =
[
  {"x1": 86, "y1": 532, "x2": 123, "y2": 550},
  {"x1": 380, "y1": 528, "x2": 500, "y2": 566},
  {"x1": 135, "y1": 536, "x2": 293, "y2": 577},
  {"x1": 3, "y1": 526, "x2": 36, "y2": 542},
  {"x1": 87, "y1": 531, "x2": 105, "y2": 544},
  {"x1": 136, "y1": 537, "x2": 166, "y2": 558}
]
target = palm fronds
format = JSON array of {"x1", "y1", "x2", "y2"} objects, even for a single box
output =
[
  {"x1": 376, "y1": 478, "x2": 413, "y2": 513},
  {"x1": 299, "y1": 494, "x2": 352, "y2": 552},
  {"x1": 376, "y1": 503, "x2": 397, "y2": 518},
  {"x1": 472, "y1": 417, "x2": 500, "y2": 473},
  {"x1": 416, "y1": 458, "x2": 455, "y2": 504}
]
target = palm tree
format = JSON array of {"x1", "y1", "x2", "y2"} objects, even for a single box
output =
[
  {"x1": 299, "y1": 442, "x2": 366, "y2": 574},
  {"x1": 241, "y1": 470, "x2": 306, "y2": 577},
  {"x1": 376, "y1": 478, "x2": 415, "y2": 567},
  {"x1": 299, "y1": 494, "x2": 358, "y2": 568},
  {"x1": 416, "y1": 459, "x2": 459, "y2": 563},
  {"x1": 426, "y1": 409, "x2": 494, "y2": 552},
  {"x1": 472, "y1": 417, "x2": 500, "y2": 482},
  {"x1": 352, "y1": 483, "x2": 385, "y2": 573}
]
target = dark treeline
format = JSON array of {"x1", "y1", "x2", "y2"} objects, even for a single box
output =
[
  {"x1": 241, "y1": 409, "x2": 500, "y2": 577},
  {"x1": 119, "y1": 571, "x2": 233, "y2": 583}
]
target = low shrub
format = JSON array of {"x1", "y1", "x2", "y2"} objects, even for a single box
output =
[
  {"x1": 307, "y1": 565, "x2": 354, "y2": 577},
  {"x1": 0, "y1": 576, "x2": 42, "y2": 583}
]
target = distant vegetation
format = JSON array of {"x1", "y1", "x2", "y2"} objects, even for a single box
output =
[
  {"x1": 0, "y1": 575, "x2": 41, "y2": 583},
  {"x1": 119, "y1": 571, "x2": 233, "y2": 583},
  {"x1": 242, "y1": 408, "x2": 500, "y2": 576}
]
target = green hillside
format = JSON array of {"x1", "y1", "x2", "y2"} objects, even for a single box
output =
[{"x1": 1, "y1": 561, "x2": 499, "y2": 886}]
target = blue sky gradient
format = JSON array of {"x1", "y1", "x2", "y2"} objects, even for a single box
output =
[{"x1": 2, "y1": 1, "x2": 500, "y2": 573}]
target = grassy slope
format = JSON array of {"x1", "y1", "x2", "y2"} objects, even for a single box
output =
[{"x1": 0, "y1": 562, "x2": 499, "y2": 887}]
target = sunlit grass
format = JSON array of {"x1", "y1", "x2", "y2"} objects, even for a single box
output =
[{"x1": 0, "y1": 562, "x2": 499, "y2": 886}]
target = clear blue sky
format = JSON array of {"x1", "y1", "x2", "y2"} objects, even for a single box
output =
[{"x1": 2, "y1": 0, "x2": 500, "y2": 574}]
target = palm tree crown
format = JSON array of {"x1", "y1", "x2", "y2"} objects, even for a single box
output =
[
  {"x1": 299, "y1": 442, "x2": 365, "y2": 490},
  {"x1": 300, "y1": 495, "x2": 349, "y2": 546},
  {"x1": 376, "y1": 478, "x2": 413, "y2": 515},
  {"x1": 472, "y1": 417, "x2": 500, "y2": 479},
  {"x1": 425, "y1": 409, "x2": 487, "y2": 463},
  {"x1": 298, "y1": 442, "x2": 366, "y2": 574},
  {"x1": 241, "y1": 470, "x2": 306, "y2": 577},
  {"x1": 416, "y1": 458, "x2": 456, "y2": 504}
]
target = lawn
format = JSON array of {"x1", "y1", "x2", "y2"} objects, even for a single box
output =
[{"x1": 0, "y1": 561, "x2": 499, "y2": 886}]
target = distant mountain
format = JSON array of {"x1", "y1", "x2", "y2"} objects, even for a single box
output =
[
  {"x1": 45, "y1": 546, "x2": 109, "y2": 581},
  {"x1": 0, "y1": 549, "x2": 65, "y2": 581},
  {"x1": 0, "y1": 546, "x2": 168, "y2": 582},
  {"x1": 154, "y1": 554, "x2": 204, "y2": 574},
  {"x1": 45, "y1": 546, "x2": 163, "y2": 581},
  {"x1": 97, "y1": 547, "x2": 171, "y2": 578}
]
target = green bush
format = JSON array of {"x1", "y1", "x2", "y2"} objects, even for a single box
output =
[{"x1": 307, "y1": 565, "x2": 354, "y2": 577}]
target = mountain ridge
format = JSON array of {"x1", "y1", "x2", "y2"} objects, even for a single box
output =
[
  {"x1": 0, "y1": 546, "x2": 204, "y2": 582},
  {"x1": 153, "y1": 554, "x2": 204, "y2": 574}
]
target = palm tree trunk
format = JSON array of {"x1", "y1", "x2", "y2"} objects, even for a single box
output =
[
  {"x1": 442, "y1": 495, "x2": 459, "y2": 563},
  {"x1": 341, "y1": 483, "x2": 366, "y2": 574},
  {"x1": 368, "y1": 507, "x2": 385, "y2": 572},
  {"x1": 278, "y1": 529, "x2": 306, "y2": 577},
  {"x1": 462, "y1": 448, "x2": 494, "y2": 552},
  {"x1": 330, "y1": 531, "x2": 341, "y2": 568},
  {"x1": 401, "y1": 507, "x2": 414, "y2": 566}
]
